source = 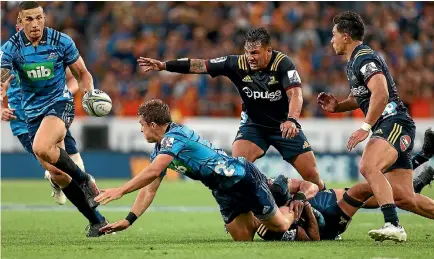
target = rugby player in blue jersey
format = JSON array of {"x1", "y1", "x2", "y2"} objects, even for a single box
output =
[
  {"x1": 0, "y1": 1, "x2": 107, "y2": 236},
  {"x1": 95, "y1": 100, "x2": 321, "y2": 242}
]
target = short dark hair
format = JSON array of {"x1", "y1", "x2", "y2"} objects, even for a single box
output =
[
  {"x1": 245, "y1": 27, "x2": 271, "y2": 47},
  {"x1": 333, "y1": 11, "x2": 365, "y2": 41},
  {"x1": 138, "y1": 99, "x2": 172, "y2": 125},
  {"x1": 19, "y1": 1, "x2": 41, "y2": 11}
]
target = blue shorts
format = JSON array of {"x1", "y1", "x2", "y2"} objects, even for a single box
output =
[
  {"x1": 309, "y1": 189, "x2": 352, "y2": 240},
  {"x1": 212, "y1": 161, "x2": 278, "y2": 224},
  {"x1": 234, "y1": 124, "x2": 313, "y2": 160},
  {"x1": 16, "y1": 130, "x2": 79, "y2": 158},
  {"x1": 27, "y1": 101, "x2": 75, "y2": 143}
]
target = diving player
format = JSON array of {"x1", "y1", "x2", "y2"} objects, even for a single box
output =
[
  {"x1": 137, "y1": 27, "x2": 326, "y2": 191},
  {"x1": 317, "y1": 11, "x2": 434, "y2": 242},
  {"x1": 0, "y1": 1, "x2": 106, "y2": 236},
  {"x1": 94, "y1": 99, "x2": 299, "y2": 242}
]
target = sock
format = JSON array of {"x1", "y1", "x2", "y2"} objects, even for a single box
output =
[
  {"x1": 94, "y1": 209, "x2": 105, "y2": 223},
  {"x1": 380, "y1": 204, "x2": 399, "y2": 227},
  {"x1": 52, "y1": 148, "x2": 89, "y2": 184},
  {"x1": 412, "y1": 153, "x2": 429, "y2": 170},
  {"x1": 62, "y1": 181, "x2": 103, "y2": 224},
  {"x1": 257, "y1": 223, "x2": 296, "y2": 241}
]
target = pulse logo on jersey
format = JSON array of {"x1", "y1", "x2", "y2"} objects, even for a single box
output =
[
  {"x1": 23, "y1": 62, "x2": 54, "y2": 81},
  {"x1": 242, "y1": 87, "x2": 282, "y2": 102}
]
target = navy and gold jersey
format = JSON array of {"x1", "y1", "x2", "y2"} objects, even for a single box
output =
[
  {"x1": 1, "y1": 27, "x2": 79, "y2": 119},
  {"x1": 206, "y1": 51, "x2": 302, "y2": 128},
  {"x1": 346, "y1": 44, "x2": 411, "y2": 127},
  {"x1": 150, "y1": 123, "x2": 248, "y2": 190}
]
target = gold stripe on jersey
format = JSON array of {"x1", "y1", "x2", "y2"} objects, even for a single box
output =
[
  {"x1": 238, "y1": 55, "x2": 247, "y2": 70},
  {"x1": 354, "y1": 49, "x2": 374, "y2": 61},
  {"x1": 271, "y1": 52, "x2": 286, "y2": 71}
]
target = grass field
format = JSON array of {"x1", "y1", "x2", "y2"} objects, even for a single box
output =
[{"x1": 2, "y1": 180, "x2": 434, "y2": 259}]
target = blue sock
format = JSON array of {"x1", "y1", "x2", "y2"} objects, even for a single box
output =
[
  {"x1": 53, "y1": 148, "x2": 89, "y2": 184},
  {"x1": 380, "y1": 203, "x2": 399, "y2": 227}
]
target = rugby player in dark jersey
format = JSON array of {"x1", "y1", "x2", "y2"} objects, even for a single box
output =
[
  {"x1": 317, "y1": 11, "x2": 434, "y2": 242},
  {"x1": 137, "y1": 27, "x2": 326, "y2": 197}
]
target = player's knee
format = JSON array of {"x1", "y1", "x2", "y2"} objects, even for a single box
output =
[
  {"x1": 300, "y1": 169, "x2": 320, "y2": 183},
  {"x1": 359, "y1": 162, "x2": 376, "y2": 178}
]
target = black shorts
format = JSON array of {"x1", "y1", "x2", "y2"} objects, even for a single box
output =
[
  {"x1": 371, "y1": 115, "x2": 416, "y2": 171},
  {"x1": 234, "y1": 124, "x2": 313, "y2": 160},
  {"x1": 309, "y1": 189, "x2": 352, "y2": 240},
  {"x1": 212, "y1": 161, "x2": 278, "y2": 224}
]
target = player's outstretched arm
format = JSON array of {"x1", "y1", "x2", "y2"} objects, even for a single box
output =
[
  {"x1": 68, "y1": 57, "x2": 94, "y2": 93},
  {"x1": 94, "y1": 154, "x2": 173, "y2": 205},
  {"x1": 138, "y1": 57, "x2": 209, "y2": 74},
  {"x1": 317, "y1": 92, "x2": 359, "y2": 113},
  {"x1": 99, "y1": 177, "x2": 163, "y2": 234}
]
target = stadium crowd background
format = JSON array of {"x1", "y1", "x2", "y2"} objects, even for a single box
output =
[{"x1": 2, "y1": 1, "x2": 433, "y2": 119}]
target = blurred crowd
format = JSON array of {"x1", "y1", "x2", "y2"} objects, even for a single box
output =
[{"x1": 1, "y1": 1, "x2": 433, "y2": 119}]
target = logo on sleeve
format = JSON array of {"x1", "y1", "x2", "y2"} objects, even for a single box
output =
[
  {"x1": 210, "y1": 57, "x2": 227, "y2": 63},
  {"x1": 360, "y1": 62, "x2": 380, "y2": 77},
  {"x1": 287, "y1": 70, "x2": 301, "y2": 85},
  {"x1": 161, "y1": 137, "x2": 174, "y2": 149}
]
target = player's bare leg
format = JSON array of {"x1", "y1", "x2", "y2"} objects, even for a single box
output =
[
  {"x1": 226, "y1": 207, "x2": 294, "y2": 241},
  {"x1": 288, "y1": 151, "x2": 325, "y2": 190},
  {"x1": 386, "y1": 169, "x2": 434, "y2": 219},
  {"x1": 232, "y1": 140, "x2": 264, "y2": 162}
]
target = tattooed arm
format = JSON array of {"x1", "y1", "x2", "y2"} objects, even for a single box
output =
[
  {"x1": 1, "y1": 68, "x2": 13, "y2": 102},
  {"x1": 188, "y1": 59, "x2": 208, "y2": 73}
]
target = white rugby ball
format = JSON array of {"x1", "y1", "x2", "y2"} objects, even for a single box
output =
[{"x1": 82, "y1": 89, "x2": 112, "y2": 117}]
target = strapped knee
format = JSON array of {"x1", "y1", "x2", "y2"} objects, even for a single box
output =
[{"x1": 343, "y1": 192, "x2": 364, "y2": 208}]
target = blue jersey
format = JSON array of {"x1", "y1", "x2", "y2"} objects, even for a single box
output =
[
  {"x1": 6, "y1": 69, "x2": 28, "y2": 136},
  {"x1": 150, "y1": 123, "x2": 247, "y2": 190},
  {"x1": 0, "y1": 27, "x2": 79, "y2": 119}
]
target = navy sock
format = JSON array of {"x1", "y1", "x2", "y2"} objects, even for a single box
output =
[
  {"x1": 53, "y1": 148, "x2": 89, "y2": 184},
  {"x1": 380, "y1": 203, "x2": 399, "y2": 227},
  {"x1": 412, "y1": 153, "x2": 429, "y2": 170},
  {"x1": 62, "y1": 181, "x2": 103, "y2": 224}
]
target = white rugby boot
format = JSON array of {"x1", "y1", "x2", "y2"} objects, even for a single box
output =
[
  {"x1": 44, "y1": 171, "x2": 67, "y2": 205},
  {"x1": 368, "y1": 222, "x2": 407, "y2": 242}
]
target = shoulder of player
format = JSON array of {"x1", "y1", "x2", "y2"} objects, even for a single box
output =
[
  {"x1": 46, "y1": 28, "x2": 74, "y2": 47},
  {"x1": 1, "y1": 32, "x2": 22, "y2": 53},
  {"x1": 272, "y1": 51, "x2": 295, "y2": 72},
  {"x1": 352, "y1": 46, "x2": 380, "y2": 66}
]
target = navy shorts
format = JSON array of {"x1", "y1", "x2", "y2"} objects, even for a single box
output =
[
  {"x1": 371, "y1": 115, "x2": 416, "y2": 172},
  {"x1": 212, "y1": 161, "x2": 278, "y2": 224},
  {"x1": 309, "y1": 189, "x2": 352, "y2": 240},
  {"x1": 234, "y1": 124, "x2": 313, "y2": 160},
  {"x1": 27, "y1": 101, "x2": 75, "y2": 143},
  {"x1": 17, "y1": 130, "x2": 78, "y2": 158}
]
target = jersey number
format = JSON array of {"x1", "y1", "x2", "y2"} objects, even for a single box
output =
[{"x1": 214, "y1": 161, "x2": 235, "y2": 177}]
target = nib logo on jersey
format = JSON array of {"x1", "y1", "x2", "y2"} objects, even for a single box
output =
[
  {"x1": 242, "y1": 87, "x2": 282, "y2": 102},
  {"x1": 23, "y1": 62, "x2": 54, "y2": 81}
]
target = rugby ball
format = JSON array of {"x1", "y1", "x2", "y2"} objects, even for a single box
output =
[{"x1": 82, "y1": 89, "x2": 112, "y2": 117}]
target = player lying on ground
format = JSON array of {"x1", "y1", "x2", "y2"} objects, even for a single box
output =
[
  {"x1": 266, "y1": 167, "x2": 434, "y2": 241},
  {"x1": 0, "y1": 1, "x2": 106, "y2": 237},
  {"x1": 94, "y1": 99, "x2": 312, "y2": 241},
  {"x1": 317, "y1": 11, "x2": 433, "y2": 242},
  {"x1": 138, "y1": 27, "x2": 327, "y2": 191}
]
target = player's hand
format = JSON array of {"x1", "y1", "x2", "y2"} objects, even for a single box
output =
[
  {"x1": 0, "y1": 74, "x2": 14, "y2": 101},
  {"x1": 137, "y1": 57, "x2": 165, "y2": 72},
  {"x1": 94, "y1": 188, "x2": 124, "y2": 205},
  {"x1": 280, "y1": 121, "x2": 299, "y2": 139},
  {"x1": 289, "y1": 200, "x2": 305, "y2": 220},
  {"x1": 347, "y1": 128, "x2": 369, "y2": 151},
  {"x1": 1, "y1": 108, "x2": 16, "y2": 121},
  {"x1": 99, "y1": 219, "x2": 130, "y2": 234},
  {"x1": 317, "y1": 92, "x2": 338, "y2": 113}
]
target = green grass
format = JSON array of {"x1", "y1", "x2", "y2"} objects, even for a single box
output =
[{"x1": 2, "y1": 180, "x2": 434, "y2": 259}]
